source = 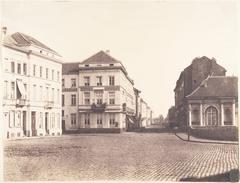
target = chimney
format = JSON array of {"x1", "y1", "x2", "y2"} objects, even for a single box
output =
[
  {"x1": 2, "y1": 27, "x2": 7, "y2": 35},
  {"x1": 1, "y1": 26, "x2": 7, "y2": 43}
]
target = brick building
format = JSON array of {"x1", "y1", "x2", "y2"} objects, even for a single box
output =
[{"x1": 174, "y1": 56, "x2": 227, "y2": 127}]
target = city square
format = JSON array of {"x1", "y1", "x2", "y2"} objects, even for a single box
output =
[{"x1": 4, "y1": 132, "x2": 238, "y2": 181}]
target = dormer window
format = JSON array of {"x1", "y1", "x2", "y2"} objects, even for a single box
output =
[
  {"x1": 85, "y1": 64, "x2": 89, "y2": 67},
  {"x1": 40, "y1": 50, "x2": 42, "y2": 54}
]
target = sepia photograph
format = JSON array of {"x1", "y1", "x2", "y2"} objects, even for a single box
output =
[{"x1": 0, "y1": 0, "x2": 239, "y2": 182}]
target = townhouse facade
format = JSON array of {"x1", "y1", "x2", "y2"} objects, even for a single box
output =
[
  {"x1": 62, "y1": 51, "x2": 136, "y2": 132},
  {"x1": 62, "y1": 51, "x2": 153, "y2": 132},
  {"x1": 1, "y1": 28, "x2": 63, "y2": 138}
]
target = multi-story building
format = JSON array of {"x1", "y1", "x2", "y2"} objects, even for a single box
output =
[
  {"x1": 174, "y1": 56, "x2": 226, "y2": 127},
  {"x1": 62, "y1": 51, "x2": 136, "y2": 132},
  {"x1": 1, "y1": 28, "x2": 63, "y2": 138}
]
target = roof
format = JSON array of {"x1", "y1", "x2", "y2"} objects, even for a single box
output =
[
  {"x1": 186, "y1": 76, "x2": 238, "y2": 99},
  {"x1": 4, "y1": 32, "x2": 60, "y2": 56},
  {"x1": 62, "y1": 62, "x2": 80, "y2": 75},
  {"x1": 81, "y1": 51, "x2": 120, "y2": 64}
]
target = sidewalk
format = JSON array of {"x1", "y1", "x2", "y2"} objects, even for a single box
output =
[{"x1": 175, "y1": 132, "x2": 239, "y2": 145}]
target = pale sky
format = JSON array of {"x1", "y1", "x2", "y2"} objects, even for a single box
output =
[{"x1": 1, "y1": 0, "x2": 239, "y2": 117}]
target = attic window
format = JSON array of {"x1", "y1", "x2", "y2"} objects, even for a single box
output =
[
  {"x1": 109, "y1": 64, "x2": 114, "y2": 66},
  {"x1": 85, "y1": 64, "x2": 89, "y2": 67}
]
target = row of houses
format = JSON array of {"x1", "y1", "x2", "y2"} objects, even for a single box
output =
[
  {"x1": 169, "y1": 56, "x2": 238, "y2": 128},
  {"x1": 1, "y1": 27, "x2": 153, "y2": 139}
]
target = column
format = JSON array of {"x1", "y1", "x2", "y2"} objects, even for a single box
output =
[
  {"x1": 221, "y1": 103, "x2": 224, "y2": 126},
  {"x1": 188, "y1": 104, "x2": 192, "y2": 126},
  {"x1": 200, "y1": 103, "x2": 203, "y2": 126},
  {"x1": 232, "y1": 101, "x2": 236, "y2": 126}
]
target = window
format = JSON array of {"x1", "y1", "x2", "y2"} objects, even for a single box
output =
[
  {"x1": 24, "y1": 84, "x2": 27, "y2": 99},
  {"x1": 71, "y1": 94, "x2": 76, "y2": 106},
  {"x1": 97, "y1": 114, "x2": 102, "y2": 125},
  {"x1": 52, "y1": 70, "x2": 54, "y2": 80},
  {"x1": 40, "y1": 86, "x2": 43, "y2": 100},
  {"x1": 71, "y1": 78, "x2": 76, "y2": 87},
  {"x1": 57, "y1": 71, "x2": 60, "y2": 81},
  {"x1": 39, "y1": 112, "x2": 43, "y2": 129},
  {"x1": 23, "y1": 63, "x2": 27, "y2": 75},
  {"x1": 84, "y1": 77, "x2": 90, "y2": 86},
  {"x1": 109, "y1": 114, "x2": 115, "y2": 126},
  {"x1": 85, "y1": 64, "x2": 89, "y2": 67},
  {"x1": 62, "y1": 79, "x2": 65, "y2": 88},
  {"x1": 96, "y1": 76, "x2": 102, "y2": 86},
  {"x1": 205, "y1": 106, "x2": 218, "y2": 126},
  {"x1": 109, "y1": 76, "x2": 115, "y2": 86},
  {"x1": 62, "y1": 110, "x2": 64, "y2": 117},
  {"x1": 46, "y1": 68, "x2": 49, "y2": 79},
  {"x1": 15, "y1": 111, "x2": 21, "y2": 127},
  {"x1": 109, "y1": 64, "x2": 114, "y2": 66},
  {"x1": 71, "y1": 113, "x2": 76, "y2": 125},
  {"x1": 57, "y1": 89, "x2": 60, "y2": 104},
  {"x1": 33, "y1": 85, "x2": 36, "y2": 100},
  {"x1": 62, "y1": 95, "x2": 65, "y2": 106},
  {"x1": 84, "y1": 92, "x2": 90, "y2": 105},
  {"x1": 224, "y1": 106, "x2": 232, "y2": 125},
  {"x1": 46, "y1": 87, "x2": 49, "y2": 101},
  {"x1": 109, "y1": 92, "x2": 115, "y2": 104},
  {"x1": 95, "y1": 91, "x2": 103, "y2": 104},
  {"x1": 40, "y1": 66, "x2": 42, "y2": 77},
  {"x1": 11, "y1": 62, "x2": 15, "y2": 73},
  {"x1": 51, "y1": 113, "x2": 55, "y2": 128},
  {"x1": 4, "y1": 81, "x2": 8, "y2": 98},
  {"x1": 84, "y1": 113, "x2": 90, "y2": 125},
  {"x1": 11, "y1": 82, "x2": 15, "y2": 99},
  {"x1": 52, "y1": 88, "x2": 54, "y2": 101},
  {"x1": 9, "y1": 111, "x2": 15, "y2": 128},
  {"x1": 33, "y1": 64, "x2": 36, "y2": 76},
  {"x1": 17, "y1": 63, "x2": 21, "y2": 74}
]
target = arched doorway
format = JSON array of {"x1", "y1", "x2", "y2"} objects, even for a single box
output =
[{"x1": 205, "y1": 106, "x2": 218, "y2": 126}]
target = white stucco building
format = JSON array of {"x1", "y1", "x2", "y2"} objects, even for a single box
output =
[
  {"x1": 1, "y1": 28, "x2": 63, "y2": 138},
  {"x1": 62, "y1": 51, "x2": 136, "y2": 132}
]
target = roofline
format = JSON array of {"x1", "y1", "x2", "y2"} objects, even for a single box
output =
[{"x1": 3, "y1": 43, "x2": 64, "y2": 64}]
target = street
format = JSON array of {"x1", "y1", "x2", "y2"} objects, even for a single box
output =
[{"x1": 4, "y1": 132, "x2": 239, "y2": 181}]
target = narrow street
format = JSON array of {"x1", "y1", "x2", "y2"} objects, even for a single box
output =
[{"x1": 4, "y1": 132, "x2": 238, "y2": 181}]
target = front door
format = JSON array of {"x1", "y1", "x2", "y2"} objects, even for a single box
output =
[
  {"x1": 206, "y1": 106, "x2": 218, "y2": 126},
  {"x1": 31, "y1": 112, "x2": 36, "y2": 136},
  {"x1": 45, "y1": 112, "x2": 49, "y2": 134},
  {"x1": 23, "y1": 111, "x2": 27, "y2": 136}
]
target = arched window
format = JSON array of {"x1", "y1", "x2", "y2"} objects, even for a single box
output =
[{"x1": 205, "y1": 106, "x2": 218, "y2": 126}]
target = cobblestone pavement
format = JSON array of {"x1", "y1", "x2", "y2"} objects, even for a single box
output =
[{"x1": 4, "y1": 133, "x2": 239, "y2": 181}]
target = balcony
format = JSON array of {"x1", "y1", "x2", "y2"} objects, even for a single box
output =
[
  {"x1": 91, "y1": 103, "x2": 106, "y2": 112},
  {"x1": 45, "y1": 101, "x2": 54, "y2": 109},
  {"x1": 16, "y1": 98, "x2": 26, "y2": 107}
]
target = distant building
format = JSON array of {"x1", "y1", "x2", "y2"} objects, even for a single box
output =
[
  {"x1": 62, "y1": 51, "x2": 137, "y2": 132},
  {"x1": 2, "y1": 28, "x2": 63, "y2": 138},
  {"x1": 174, "y1": 56, "x2": 226, "y2": 127},
  {"x1": 186, "y1": 76, "x2": 238, "y2": 127}
]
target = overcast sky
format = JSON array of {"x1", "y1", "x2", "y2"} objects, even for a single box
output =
[{"x1": 1, "y1": 0, "x2": 239, "y2": 117}]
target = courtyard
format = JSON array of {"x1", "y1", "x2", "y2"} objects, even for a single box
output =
[{"x1": 4, "y1": 132, "x2": 239, "y2": 181}]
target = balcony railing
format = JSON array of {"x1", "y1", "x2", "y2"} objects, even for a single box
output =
[
  {"x1": 91, "y1": 103, "x2": 106, "y2": 112},
  {"x1": 45, "y1": 101, "x2": 54, "y2": 109},
  {"x1": 16, "y1": 98, "x2": 26, "y2": 107}
]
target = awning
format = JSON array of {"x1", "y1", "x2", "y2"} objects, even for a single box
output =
[{"x1": 17, "y1": 80, "x2": 26, "y2": 99}]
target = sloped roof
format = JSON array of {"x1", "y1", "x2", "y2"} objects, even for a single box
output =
[
  {"x1": 5, "y1": 32, "x2": 60, "y2": 56},
  {"x1": 62, "y1": 62, "x2": 80, "y2": 75},
  {"x1": 81, "y1": 51, "x2": 120, "y2": 64},
  {"x1": 186, "y1": 76, "x2": 238, "y2": 98}
]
